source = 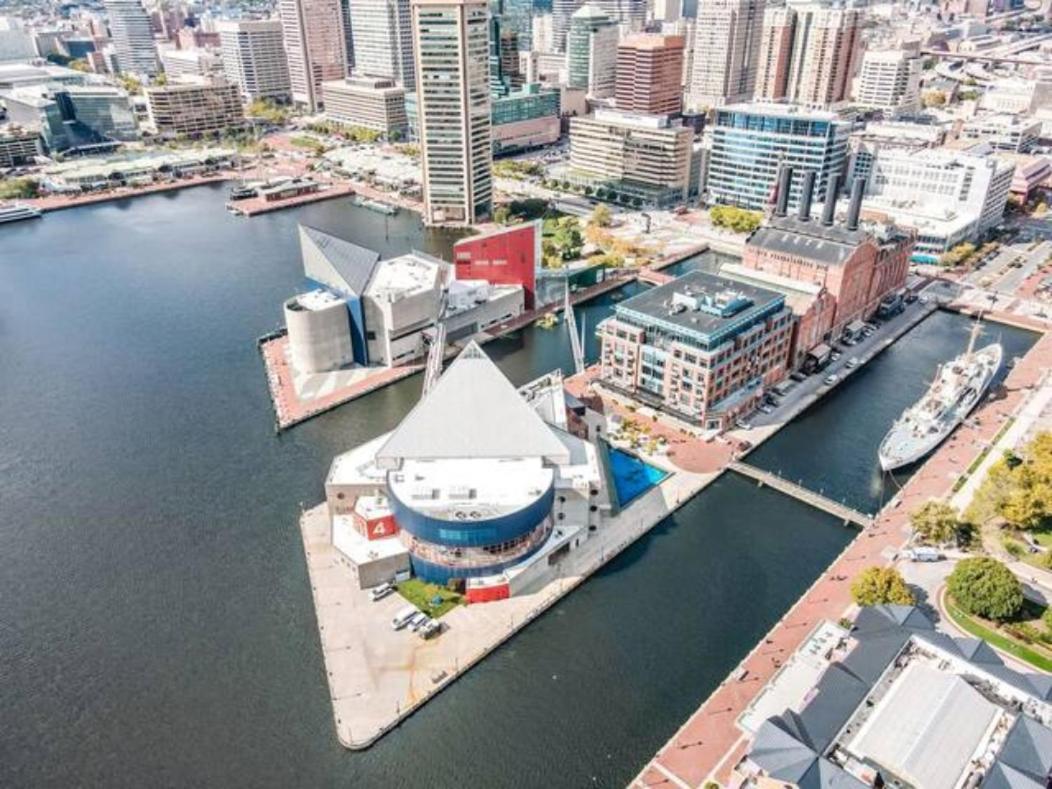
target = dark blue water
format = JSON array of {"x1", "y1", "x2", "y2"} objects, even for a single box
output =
[
  {"x1": 747, "y1": 309, "x2": 1037, "y2": 514},
  {"x1": 0, "y1": 184, "x2": 929, "y2": 788},
  {"x1": 662, "y1": 248, "x2": 741, "y2": 277},
  {"x1": 608, "y1": 448, "x2": 669, "y2": 507}
]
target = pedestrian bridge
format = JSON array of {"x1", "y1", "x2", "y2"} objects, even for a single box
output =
[{"x1": 728, "y1": 461, "x2": 875, "y2": 529}]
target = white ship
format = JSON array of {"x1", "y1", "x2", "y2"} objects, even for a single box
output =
[
  {"x1": 878, "y1": 320, "x2": 1002, "y2": 471},
  {"x1": 0, "y1": 203, "x2": 42, "y2": 225}
]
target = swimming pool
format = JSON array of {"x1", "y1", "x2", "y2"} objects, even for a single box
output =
[{"x1": 607, "y1": 447, "x2": 669, "y2": 507}]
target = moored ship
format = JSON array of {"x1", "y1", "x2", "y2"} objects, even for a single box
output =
[
  {"x1": 0, "y1": 203, "x2": 42, "y2": 224},
  {"x1": 878, "y1": 320, "x2": 1002, "y2": 471}
]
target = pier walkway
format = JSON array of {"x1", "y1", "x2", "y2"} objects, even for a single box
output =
[{"x1": 728, "y1": 462, "x2": 873, "y2": 529}]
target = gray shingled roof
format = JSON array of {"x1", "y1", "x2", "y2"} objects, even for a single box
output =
[
  {"x1": 299, "y1": 224, "x2": 381, "y2": 296},
  {"x1": 991, "y1": 715, "x2": 1052, "y2": 787},
  {"x1": 748, "y1": 217, "x2": 869, "y2": 267},
  {"x1": 375, "y1": 341, "x2": 570, "y2": 465}
]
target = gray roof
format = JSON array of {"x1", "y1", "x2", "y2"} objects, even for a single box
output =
[
  {"x1": 376, "y1": 342, "x2": 570, "y2": 465},
  {"x1": 983, "y1": 762, "x2": 1043, "y2": 789},
  {"x1": 792, "y1": 664, "x2": 870, "y2": 753},
  {"x1": 748, "y1": 217, "x2": 869, "y2": 268},
  {"x1": 614, "y1": 270, "x2": 785, "y2": 343},
  {"x1": 751, "y1": 720, "x2": 866, "y2": 789},
  {"x1": 299, "y1": 224, "x2": 381, "y2": 296},
  {"x1": 991, "y1": 715, "x2": 1052, "y2": 787}
]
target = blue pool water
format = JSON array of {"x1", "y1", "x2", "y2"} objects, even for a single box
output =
[{"x1": 608, "y1": 447, "x2": 669, "y2": 507}]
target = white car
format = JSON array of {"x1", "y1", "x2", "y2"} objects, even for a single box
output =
[
  {"x1": 758, "y1": 404, "x2": 774, "y2": 414},
  {"x1": 370, "y1": 582, "x2": 395, "y2": 602},
  {"x1": 735, "y1": 419, "x2": 752, "y2": 430},
  {"x1": 845, "y1": 357, "x2": 859, "y2": 370},
  {"x1": 823, "y1": 374, "x2": 839, "y2": 386}
]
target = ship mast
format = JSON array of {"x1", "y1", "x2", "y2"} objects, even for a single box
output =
[{"x1": 966, "y1": 310, "x2": 984, "y2": 359}]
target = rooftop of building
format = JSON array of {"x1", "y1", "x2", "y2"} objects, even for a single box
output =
[
  {"x1": 324, "y1": 74, "x2": 404, "y2": 93},
  {"x1": 366, "y1": 252, "x2": 446, "y2": 302},
  {"x1": 617, "y1": 32, "x2": 684, "y2": 50},
  {"x1": 748, "y1": 213, "x2": 884, "y2": 266},
  {"x1": 964, "y1": 112, "x2": 1041, "y2": 129},
  {"x1": 614, "y1": 270, "x2": 785, "y2": 341},
  {"x1": 286, "y1": 289, "x2": 345, "y2": 312},
  {"x1": 717, "y1": 101, "x2": 845, "y2": 122}
]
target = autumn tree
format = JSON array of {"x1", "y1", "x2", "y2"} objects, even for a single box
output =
[
  {"x1": 910, "y1": 500, "x2": 960, "y2": 545},
  {"x1": 851, "y1": 566, "x2": 915, "y2": 607}
]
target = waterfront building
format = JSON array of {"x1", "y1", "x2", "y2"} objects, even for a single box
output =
[
  {"x1": 960, "y1": 114, "x2": 1040, "y2": 154},
  {"x1": 853, "y1": 48, "x2": 921, "y2": 113},
  {"x1": 453, "y1": 221, "x2": 541, "y2": 308},
  {"x1": 739, "y1": 170, "x2": 912, "y2": 366},
  {"x1": 105, "y1": 0, "x2": 159, "y2": 77},
  {"x1": 862, "y1": 145, "x2": 1014, "y2": 261},
  {"x1": 754, "y1": 1, "x2": 861, "y2": 108},
  {"x1": 0, "y1": 63, "x2": 87, "y2": 91},
  {"x1": 349, "y1": 0, "x2": 415, "y2": 90},
  {"x1": 551, "y1": 0, "x2": 584, "y2": 53},
  {"x1": 598, "y1": 269, "x2": 793, "y2": 430},
  {"x1": 568, "y1": 109, "x2": 693, "y2": 207},
  {"x1": 37, "y1": 148, "x2": 236, "y2": 191},
  {"x1": 411, "y1": 0, "x2": 493, "y2": 225},
  {"x1": 706, "y1": 102, "x2": 849, "y2": 211},
  {"x1": 60, "y1": 85, "x2": 139, "y2": 142},
  {"x1": 734, "y1": 606, "x2": 1052, "y2": 789},
  {"x1": 324, "y1": 341, "x2": 605, "y2": 596},
  {"x1": 615, "y1": 34, "x2": 684, "y2": 116},
  {"x1": 0, "y1": 124, "x2": 42, "y2": 167},
  {"x1": 279, "y1": 0, "x2": 348, "y2": 111},
  {"x1": 144, "y1": 77, "x2": 245, "y2": 138},
  {"x1": 687, "y1": 0, "x2": 765, "y2": 110},
  {"x1": 0, "y1": 83, "x2": 137, "y2": 153},
  {"x1": 216, "y1": 20, "x2": 292, "y2": 103},
  {"x1": 159, "y1": 47, "x2": 224, "y2": 79},
  {"x1": 566, "y1": 4, "x2": 618, "y2": 99},
  {"x1": 491, "y1": 83, "x2": 561, "y2": 155},
  {"x1": 322, "y1": 75, "x2": 408, "y2": 137},
  {"x1": 292, "y1": 225, "x2": 524, "y2": 368}
]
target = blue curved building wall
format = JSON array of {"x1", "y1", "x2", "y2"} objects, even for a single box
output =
[
  {"x1": 408, "y1": 537, "x2": 549, "y2": 585},
  {"x1": 388, "y1": 479, "x2": 554, "y2": 548}
]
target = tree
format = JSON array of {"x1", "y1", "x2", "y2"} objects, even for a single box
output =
[
  {"x1": 851, "y1": 566, "x2": 915, "y2": 607},
  {"x1": 588, "y1": 203, "x2": 612, "y2": 228},
  {"x1": 948, "y1": 557, "x2": 1024, "y2": 622},
  {"x1": 709, "y1": 204, "x2": 762, "y2": 234},
  {"x1": 0, "y1": 178, "x2": 39, "y2": 200},
  {"x1": 493, "y1": 205, "x2": 511, "y2": 225},
  {"x1": 1043, "y1": 605, "x2": 1052, "y2": 633},
  {"x1": 922, "y1": 90, "x2": 947, "y2": 108},
  {"x1": 910, "y1": 500, "x2": 959, "y2": 545}
]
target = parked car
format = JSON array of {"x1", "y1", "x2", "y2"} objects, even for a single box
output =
[
  {"x1": 790, "y1": 371, "x2": 808, "y2": 382},
  {"x1": 759, "y1": 404, "x2": 774, "y2": 415},
  {"x1": 409, "y1": 613, "x2": 431, "y2": 632},
  {"x1": 391, "y1": 606, "x2": 418, "y2": 630},
  {"x1": 735, "y1": 419, "x2": 752, "y2": 430},
  {"x1": 419, "y1": 619, "x2": 443, "y2": 639},
  {"x1": 845, "y1": 357, "x2": 859, "y2": 370},
  {"x1": 823, "y1": 374, "x2": 839, "y2": 386},
  {"x1": 370, "y1": 582, "x2": 395, "y2": 602},
  {"x1": 905, "y1": 547, "x2": 944, "y2": 563}
]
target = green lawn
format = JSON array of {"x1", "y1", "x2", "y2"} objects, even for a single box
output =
[
  {"x1": 944, "y1": 596, "x2": 1052, "y2": 672},
  {"x1": 396, "y1": 578, "x2": 463, "y2": 619}
]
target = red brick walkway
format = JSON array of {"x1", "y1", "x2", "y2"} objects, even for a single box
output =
[{"x1": 632, "y1": 328, "x2": 1052, "y2": 788}]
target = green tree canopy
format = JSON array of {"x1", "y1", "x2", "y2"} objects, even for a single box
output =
[
  {"x1": 493, "y1": 205, "x2": 511, "y2": 225},
  {"x1": 948, "y1": 557, "x2": 1024, "y2": 622},
  {"x1": 851, "y1": 566, "x2": 915, "y2": 607},
  {"x1": 910, "y1": 500, "x2": 960, "y2": 545},
  {"x1": 966, "y1": 432, "x2": 1052, "y2": 530},
  {"x1": 588, "y1": 203, "x2": 612, "y2": 228}
]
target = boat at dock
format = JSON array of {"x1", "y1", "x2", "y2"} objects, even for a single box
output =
[
  {"x1": 0, "y1": 203, "x2": 42, "y2": 224},
  {"x1": 878, "y1": 319, "x2": 1002, "y2": 471},
  {"x1": 228, "y1": 184, "x2": 257, "y2": 200},
  {"x1": 536, "y1": 313, "x2": 559, "y2": 329},
  {"x1": 352, "y1": 196, "x2": 398, "y2": 215}
]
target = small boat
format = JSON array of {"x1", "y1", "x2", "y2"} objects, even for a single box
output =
[
  {"x1": 228, "y1": 184, "x2": 256, "y2": 200},
  {"x1": 878, "y1": 318, "x2": 1002, "y2": 471},
  {"x1": 536, "y1": 313, "x2": 559, "y2": 329},
  {"x1": 0, "y1": 203, "x2": 42, "y2": 225},
  {"x1": 352, "y1": 196, "x2": 398, "y2": 215}
]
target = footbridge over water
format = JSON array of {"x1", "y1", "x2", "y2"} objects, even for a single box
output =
[{"x1": 728, "y1": 461, "x2": 875, "y2": 529}]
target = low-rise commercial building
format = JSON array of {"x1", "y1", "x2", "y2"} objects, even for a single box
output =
[
  {"x1": 144, "y1": 77, "x2": 245, "y2": 137},
  {"x1": 960, "y1": 114, "x2": 1041, "y2": 154},
  {"x1": 159, "y1": 47, "x2": 224, "y2": 78},
  {"x1": 0, "y1": 124, "x2": 42, "y2": 167},
  {"x1": 453, "y1": 221, "x2": 541, "y2": 308},
  {"x1": 321, "y1": 76, "x2": 408, "y2": 138},
  {"x1": 568, "y1": 109, "x2": 693, "y2": 207},
  {"x1": 598, "y1": 269, "x2": 794, "y2": 430}
]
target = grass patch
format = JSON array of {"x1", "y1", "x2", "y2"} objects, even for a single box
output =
[
  {"x1": 396, "y1": 578, "x2": 463, "y2": 619},
  {"x1": 945, "y1": 595, "x2": 1052, "y2": 672}
]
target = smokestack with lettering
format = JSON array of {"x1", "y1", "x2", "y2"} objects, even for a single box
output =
[
  {"x1": 796, "y1": 170, "x2": 815, "y2": 222},
  {"x1": 775, "y1": 165, "x2": 792, "y2": 218},
  {"x1": 846, "y1": 177, "x2": 865, "y2": 231},
  {"x1": 821, "y1": 174, "x2": 839, "y2": 227}
]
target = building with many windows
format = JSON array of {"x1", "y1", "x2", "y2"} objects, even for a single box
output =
[
  {"x1": 568, "y1": 109, "x2": 693, "y2": 206},
  {"x1": 160, "y1": 47, "x2": 224, "y2": 79},
  {"x1": 960, "y1": 114, "x2": 1041, "y2": 154},
  {"x1": 0, "y1": 124, "x2": 42, "y2": 166},
  {"x1": 349, "y1": 0, "x2": 415, "y2": 89},
  {"x1": 322, "y1": 75, "x2": 408, "y2": 136},
  {"x1": 412, "y1": 0, "x2": 493, "y2": 225},
  {"x1": 566, "y1": 4, "x2": 618, "y2": 98},
  {"x1": 707, "y1": 102, "x2": 850, "y2": 210},
  {"x1": 687, "y1": 0, "x2": 765, "y2": 109},
  {"x1": 598, "y1": 269, "x2": 794, "y2": 430},
  {"x1": 144, "y1": 77, "x2": 245, "y2": 137},
  {"x1": 217, "y1": 19, "x2": 292, "y2": 103},
  {"x1": 1, "y1": 83, "x2": 137, "y2": 153},
  {"x1": 853, "y1": 48, "x2": 921, "y2": 113},
  {"x1": 279, "y1": 0, "x2": 348, "y2": 111},
  {"x1": 491, "y1": 83, "x2": 561, "y2": 154},
  {"x1": 615, "y1": 33, "x2": 684, "y2": 116},
  {"x1": 104, "y1": 0, "x2": 159, "y2": 77}
]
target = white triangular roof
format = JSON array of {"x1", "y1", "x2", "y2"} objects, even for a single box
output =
[{"x1": 376, "y1": 342, "x2": 570, "y2": 466}]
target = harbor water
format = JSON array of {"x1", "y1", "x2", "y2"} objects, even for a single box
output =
[{"x1": 0, "y1": 184, "x2": 1021, "y2": 788}]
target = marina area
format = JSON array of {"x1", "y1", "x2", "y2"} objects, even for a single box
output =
[{"x1": 4, "y1": 183, "x2": 1049, "y2": 788}]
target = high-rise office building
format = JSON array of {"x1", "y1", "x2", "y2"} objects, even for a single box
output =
[
  {"x1": 350, "y1": 0, "x2": 415, "y2": 89},
  {"x1": 615, "y1": 33, "x2": 684, "y2": 116},
  {"x1": 687, "y1": 0, "x2": 764, "y2": 109},
  {"x1": 341, "y1": 0, "x2": 356, "y2": 70},
  {"x1": 706, "y1": 102, "x2": 849, "y2": 210},
  {"x1": 532, "y1": 13, "x2": 554, "y2": 52},
  {"x1": 853, "y1": 48, "x2": 921, "y2": 112},
  {"x1": 552, "y1": 0, "x2": 584, "y2": 53},
  {"x1": 217, "y1": 20, "x2": 293, "y2": 103},
  {"x1": 755, "y1": 2, "x2": 860, "y2": 107},
  {"x1": 566, "y1": 3, "x2": 618, "y2": 98},
  {"x1": 412, "y1": 0, "x2": 492, "y2": 224},
  {"x1": 594, "y1": 0, "x2": 647, "y2": 29},
  {"x1": 279, "y1": 0, "x2": 348, "y2": 111},
  {"x1": 105, "y1": 0, "x2": 159, "y2": 77},
  {"x1": 501, "y1": 0, "x2": 533, "y2": 51}
]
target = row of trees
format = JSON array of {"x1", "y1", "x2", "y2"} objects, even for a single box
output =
[
  {"x1": 709, "y1": 205, "x2": 762, "y2": 234},
  {"x1": 0, "y1": 178, "x2": 39, "y2": 201}
]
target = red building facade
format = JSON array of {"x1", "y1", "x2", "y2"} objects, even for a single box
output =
[{"x1": 453, "y1": 220, "x2": 541, "y2": 308}]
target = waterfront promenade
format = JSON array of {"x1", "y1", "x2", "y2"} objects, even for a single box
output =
[{"x1": 630, "y1": 325, "x2": 1052, "y2": 789}]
